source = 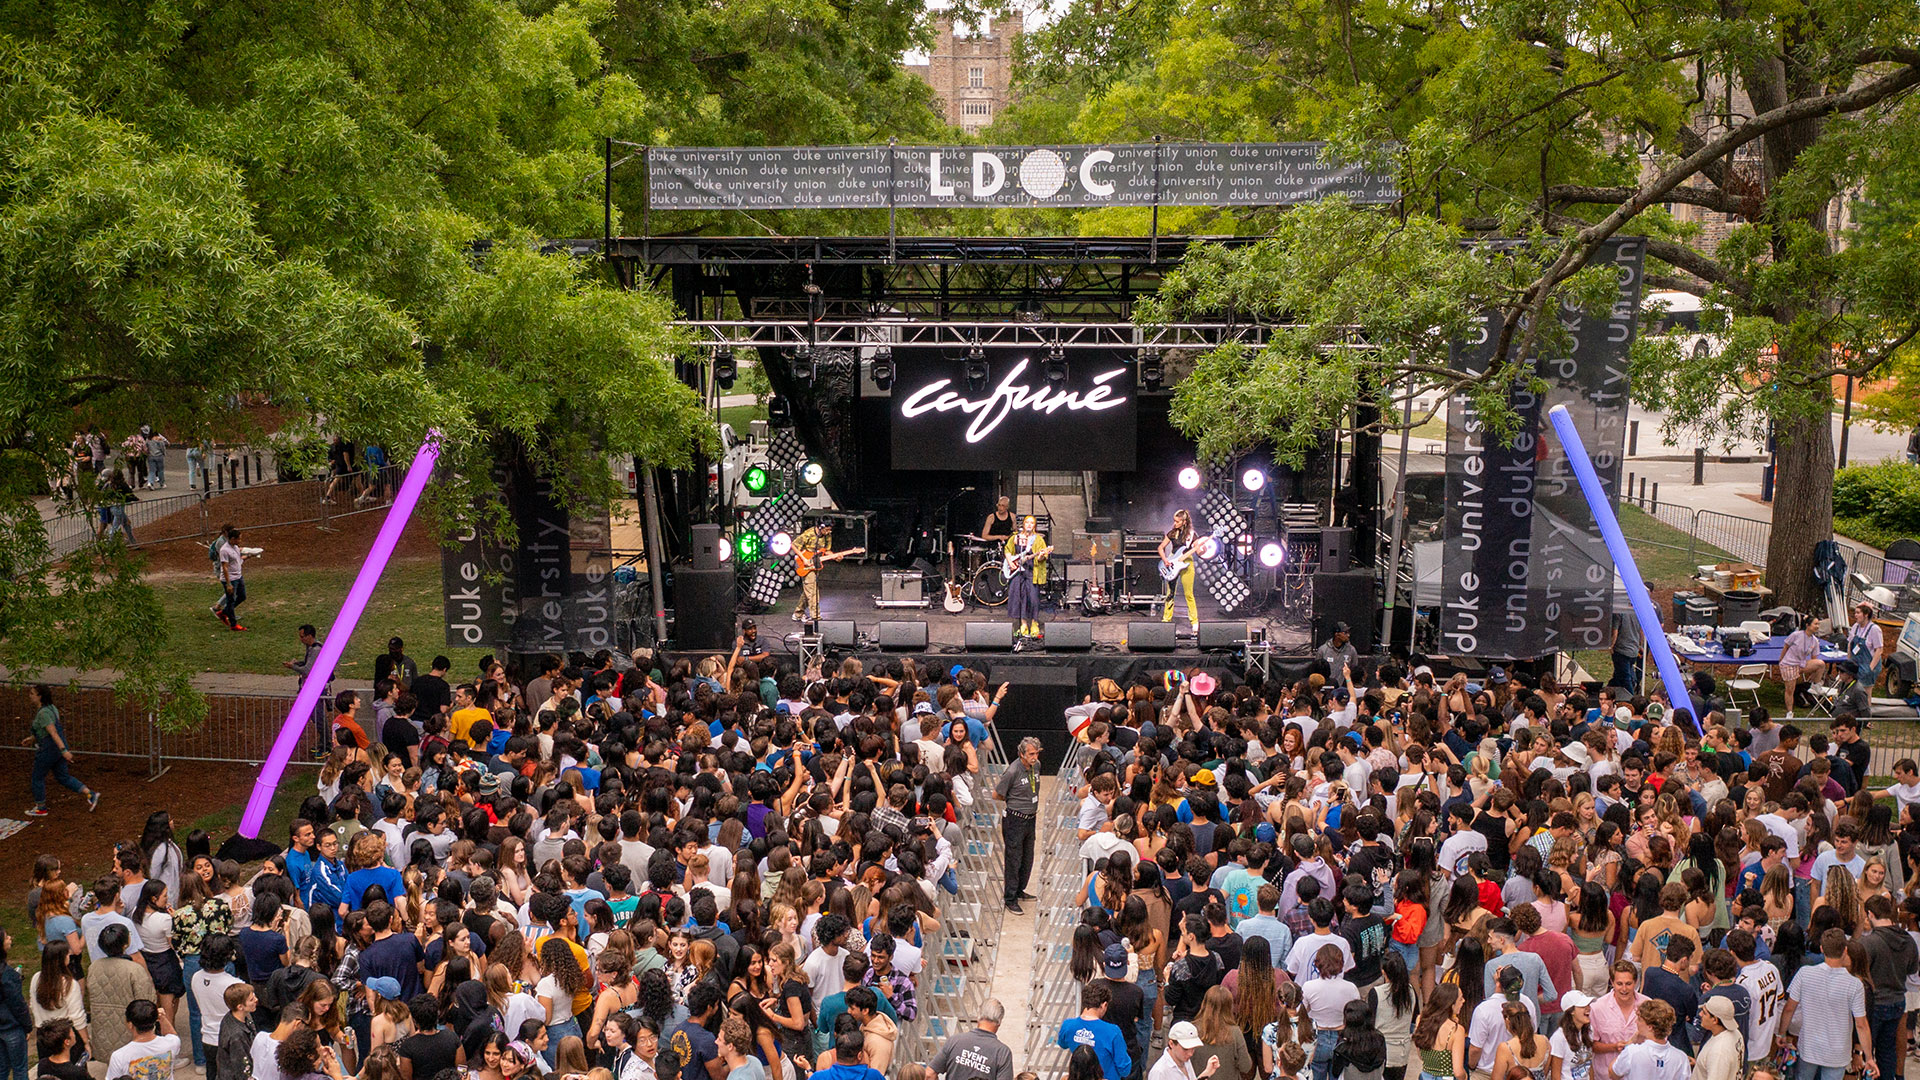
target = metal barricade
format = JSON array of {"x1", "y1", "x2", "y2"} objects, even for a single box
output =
[{"x1": 1024, "y1": 742, "x2": 1091, "y2": 1077}]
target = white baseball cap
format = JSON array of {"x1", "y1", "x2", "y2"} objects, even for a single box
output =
[
  {"x1": 1560, "y1": 990, "x2": 1594, "y2": 1010},
  {"x1": 1169, "y1": 1021, "x2": 1204, "y2": 1049}
]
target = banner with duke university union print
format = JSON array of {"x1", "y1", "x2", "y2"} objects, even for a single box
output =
[{"x1": 1440, "y1": 238, "x2": 1643, "y2": 660}]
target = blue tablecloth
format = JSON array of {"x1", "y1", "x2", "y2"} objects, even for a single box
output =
[{"x1": 1675, "y1": 639, "x2": 1848, "y2": 667}]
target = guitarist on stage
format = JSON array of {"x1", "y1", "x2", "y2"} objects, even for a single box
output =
[
  {"x1": 791, "y1": 520, "x2": 833, "y2": 622},
  {"x1": 1004, "y1": 515, "x2": 1049, "y2": 640},
  {"x1": 1159, "y1": 508, "x2": 1200, "y2": 631}
]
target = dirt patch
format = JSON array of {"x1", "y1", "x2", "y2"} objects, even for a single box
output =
[{"x1": 138, "y1": 496, "x2": 441, "y2": 579}]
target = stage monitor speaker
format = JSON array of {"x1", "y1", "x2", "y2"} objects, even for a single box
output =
[
  {"x1": 964, "y1": 622, "x2": 1016, "y2": 651},
  {"x1": 817, "y1": 620, "x2": 858, "y2": 649},
  {"x1": 1044, "y1": 621, "x2": 1094, "y2": 651},
  {"x1": 691, "y1": 524, "x2": 723, "y2": 570},
  {"x1": 876, "y1": 621, "x2": 928, "y2": 651},
  {"x1": 1319, "y1": 527, "x2": 1354, "y2": 573},
  {"x1": 1127, "y1": 621, "x2": 1179, "y2": 652},
  {"x1": 1312, "y1": 569, "x2": 1375, "y2": 653},
  {"x1": 1198, "y1": 622, "x2": 1248, "y2": 651},
  {"x1": 673, "y1": 565, "x2": 735, "y2": 650}
]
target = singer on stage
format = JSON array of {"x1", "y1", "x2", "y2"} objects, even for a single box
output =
[{"x1": 1005, "y1": 515, "x2": 1048, "y2": 639}]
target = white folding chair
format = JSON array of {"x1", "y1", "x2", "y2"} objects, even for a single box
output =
[{"x1": 1727, "y1": 663, "x2": 1768, "y2": 713}]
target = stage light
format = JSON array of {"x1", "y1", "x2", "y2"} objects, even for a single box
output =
[
  {"x1": 1177, "y1": 466, "x2": 1202, "y2": 490},
  {"x1": 743, "y1": 465, "x2": 770, "y2": 494},
  {"x1": 1259, "y1": 541, "x2": 1285, "y2": 568},
  {"x1": 717, "y1": 536, "x2": 734, "y2": 564},
  {"x1": 768, "y1": 395, "x2": 791, "y2": 425},
  {"x1": 736, "y1": 532, "x2": 763, "y2": 562},
  {"x1": 1241, "y1": 468, "x2": 1266, "y2": 492},
  {"x1": 965, "y1": 345, "x2": 989, "y2": 393},
  {"x1": 1045, "y1": 343, "x2": 1068, "y2": 387},
  {"x1": 1140, "y1": 347, "x2": 1165, "y2": 390},
  {"x1": 799, "y1": 460, "x2": 825, "y2": 486},
  {"x1": 871, "y1": 346, "x2": 894, "y2": 391},
  {"x1": 1197, "y1": 535, "x2": 1220, "y2": 561},
  {"x1": 770, "y1": 531, "x2": 794, "y2": 556},
  {"x1": 792, "y1": 347, "x2": 815, "y2": 385},
  {"x1": 713, "y1": 347, "x2": 737, "y2": 390}
]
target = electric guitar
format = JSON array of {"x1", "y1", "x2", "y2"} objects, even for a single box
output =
[
  {"x1": 1081, "y1": 539, "x2": 1110, "y2": 615},
  {"x1": 1158, "y1": 538, "x2": 1200, "y2": 581},
  {"x1": 944, "y1": 543, "x2": 966, "y2": 613},
  {"x1": 1003, "y1": 539, "x2": 1047, "y2": 575},
  {"x1": 794, "y1": 546, "x2": 865, "y2": 579}
]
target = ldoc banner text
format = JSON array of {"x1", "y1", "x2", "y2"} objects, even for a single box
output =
[
  {"x1": 646, "y1": 143, "x2": 1398, "y2": 210},
  {"x1": 1440, "y1": 238, "x2": 1644, "y2": 661}
]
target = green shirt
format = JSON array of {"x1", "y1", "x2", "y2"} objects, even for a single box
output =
[{"x1": 32, "y1": 705, "x2": 60, "y2": 747}]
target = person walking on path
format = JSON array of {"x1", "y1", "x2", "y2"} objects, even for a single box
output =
[
  {"x1": 24, "y1": 685, "x2": 99, "y2": 818},
  {"x1": 994, "y1": 737, "x2": 1042, "y2": 915},
  {"x1": 212, "y1": 524, "x2": 249, "y2": 631},
  {"x1": 929, "y1": 1000, "x2": 1014, "y2": 1080}
]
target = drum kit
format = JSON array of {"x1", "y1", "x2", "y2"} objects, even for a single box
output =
[{"x1": 942, "y1": 534, "x2": 1112, "y2": 615}]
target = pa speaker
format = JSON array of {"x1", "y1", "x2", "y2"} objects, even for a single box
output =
[
  {"x1": 673, "y1": 566, "x2": 736, "y2": 650},
  {"x1": 817, "y1": 620, "x2": 858, "y2": 649},
  {"x1": 1198, "y1": 622, "x2": 1248, "y2": 651},
  {"x1": 691, "y1": 524, "x2": 724, "y2": 571},
  {"x1": 1127, "y1": 621, "x2": 1179, "y2": 652},
  {"x1": 1319, "y1": 527, "x2": 1354, "y2": 573},
  {"x1": 964, "y1": 622, "x2": 1015, "y2": 651},
  {"x1": 1312, "y1": 569, "x2": 1375, "y2": 652},
  {"x1": 876, "y1": 621, "x2": 928, "y2": 651},
  {"x1": 1044, "y1": 621, "x2": 1094, "y2": 651}
]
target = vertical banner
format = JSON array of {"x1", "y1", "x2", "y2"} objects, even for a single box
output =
[
  {"x1": 1440, "y1": 238, "x2": 1642, "y2": 659},
  {"x1": 442, "y1": 519, "x2": 513, "y2": 647},
  {"x1": 442, "y1": 468, "x2": 617, "y2": 653}
]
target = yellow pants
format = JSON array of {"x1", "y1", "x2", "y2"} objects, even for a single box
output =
[
  {"x1": 797, "y1": 573, "x2": 820, "y2": 619},
  {"x1": 1163, "y1": 565, "x2": 1197, "y2": 624}
]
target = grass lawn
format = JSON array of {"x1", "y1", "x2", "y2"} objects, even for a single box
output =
[
  {"x1": 1617, "y1": 503, "x2": 1735, "y2": 591},
  {"x1": 720, "y1": 403, "x2": 767, "y2": 433},
  {"x1": 152, "y1": 558, "x2": 490, "y2": 677}
]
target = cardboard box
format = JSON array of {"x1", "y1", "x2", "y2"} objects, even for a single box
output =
[{"x1": 1714, "y1": 562, "x2": 1763, "y2": 589}]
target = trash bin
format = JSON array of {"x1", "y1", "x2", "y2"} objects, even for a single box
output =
[
  {"x1": 1672, "y1": 591, "x2": 1701, "y2": 628},
  {"x1": 1719, "y1": 588, "x2": 1763, "y2": 627}
]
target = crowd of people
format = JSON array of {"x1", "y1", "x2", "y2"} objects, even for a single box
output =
[
  {"x1": 5, "y1": 639, "x2": 1006, "y2": 1080},
  {"x1": 1039, "y1": 661, "x2": 1920, "y2": 1080}
]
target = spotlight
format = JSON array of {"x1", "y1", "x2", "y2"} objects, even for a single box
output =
[
  {"x1": 1197, "y1": 535, "x2": 1220, "y2": 561},
  {"x1": 799, "y1": 460, "x2": 825, "y2": 486},
  {"x1": 736, "y1": 532, "x2": 763, "y2": 562},
  {"x1": 1177, "y1": 466, "x2": 1202, "y2": 490},
  {"x1": 716, "y1": 536, "x2": 734, "y2": 564},
  {"x1": 1259, "y1": 541, "x2": 1284, "y2": 568},
  {"x1": 965, "y1": 344, "x2": 988, "y2": 393},
  {"x1": 770, "y1": 531, "x2": 794, "y2": 556},
  {"x1": 870, "y1": 346, "x2": 894, "y2": 391},
  {"x1": 1139, "y1": 347, "x2": 1165, "y2": 390},
  {"x1": 1044, "y1": 343, "x2": 1068, "y2": 388},
  {"x1": 792, "y1": 347, "x2": 815, "y2": 385},
  {"x1": 1241, "y1": 468, "x2": 1266, "y2": 492},
  {"x1": 713, "y1": 347, "x2": 737, "y2": 390},
  {"x1": 743, "y1": 465, "x2": 770, "y2": 494},
  {"x1": 768, "y1": 395, "x2": 792, "y2": 425}
]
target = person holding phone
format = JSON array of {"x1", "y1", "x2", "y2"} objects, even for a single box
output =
[{"x1": 1149, "y1": 1022, "x2": 1222, "y2": 1080}]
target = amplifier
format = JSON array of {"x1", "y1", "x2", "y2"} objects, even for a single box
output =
[{"x1": 880, "y1": 571, "x2": 924, "y2": 604}]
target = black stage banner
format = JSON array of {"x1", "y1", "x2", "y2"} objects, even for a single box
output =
[
  {"x1": 442, "y1": 471, "x2": 615, "y2": 651},
  {"x1": 1440, "y1": 238, "x2": 1644, "y2": 660},
  {"x1": 888, "y1": 347, "x2": 1137, "y2": 471},
  {"x1": 647, "y1": 143, "x2": 1398, "y2": 210}
]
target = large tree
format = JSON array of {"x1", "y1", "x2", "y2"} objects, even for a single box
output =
[
  {"x1": 0, "y1": 0, "x2": 716, "y2": 724},
  {"x1": 1018, "y1": 0, "x2": 1920, "y2": 608}
]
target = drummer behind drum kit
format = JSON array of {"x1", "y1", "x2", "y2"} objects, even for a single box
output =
[{"x1": 938, "y1": 531, "x2": 1118, "y2": 616}]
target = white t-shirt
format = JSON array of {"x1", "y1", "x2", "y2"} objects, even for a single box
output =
[
  {"x1": 1550, "y1": 1027, "x2": 1594, "y2": 1080},
  {"x1": 1470, "y1": 996, "x2": 1539, "y2": 1071},
  {"x1": 504, "y1": 991, "x2": 545, "y2": 1042},
  {"x1": 1283, "y1": 932, "x2": 1354, "y2": 983},
  {"x1": 1301, "y1": 976, "x2": 1361, "y2": 1028},
  {"x1": 1081, "y1": 831, "x2": 1134, "y2": 866},
  {"x1": 1735, "y1": 961, "x2": 1784, "y2": 1060},
  {"x1": 80, "y1": 910, "x2": 145, "y2": 960},
  {"x1": 1438, "y1": 831, "x2": 1488, "y2": 877},
  {"x1": 802, "y1": 945, "x2": 848, "y2": 1007},
  {"x1": 1342, "y1": 758, "x2": 1372, "y2": 797},
  {"x1": 1611, "y1": 1041, "x2": 1691, "y2": 1080},
  {"x1": 536, "y1": 975, "x2": 571, "y2": 1023},
  {"x1": 138, "y1": 910, "x2": 174, "y2": 953},
  {"x1": 251, "y1": 1032, "x2": 285, "y2": 1080},
  {"x1": 107, "y1": 1034, "x2": 181, "y2": 1080},
  {"x1": 1788, "y1": 963, "x2": 1867, "y2": 1068},
  {"x1": 1886, "y1": 781, "x2": 1920, "y2": 816},
  {"x1": 218, "y1": 540, "x2": 245, "y2": 580},
  {"x1": 1752, "y1": 814, "x2": 1801, "y2": 860},
  {"x1": 192, "y1": 968, "x2": 243, "y2": 1045}
]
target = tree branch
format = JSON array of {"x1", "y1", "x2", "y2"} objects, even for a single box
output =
[
  {"x1": 1549, "y1": 183, "x2": 1741, "y2": 214},
  {"x1": 1643, "y1": 238, "x2": 1750, "y2": 299}
]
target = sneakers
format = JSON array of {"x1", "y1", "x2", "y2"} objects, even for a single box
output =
[
  {"x1": 86, "y1": 791, "x2": 100, "y2": 812},
  {"x1": 1005, "y1": 899, "x2": 1025, "y2": 914},
  {"x1": 25, "y1": 806, "x2": 48, "y2": 818},
  {"x1": 791, "y1": 611, "x2": 805, "y2": 622},
  {"x1": 230, "y1": 623, "x2": 249, "y2": 632},
  {"x1": 1018, "y1": 891, "x2": 1037, "y2": 900}
]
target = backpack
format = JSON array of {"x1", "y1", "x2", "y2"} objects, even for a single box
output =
[{"x1": 208, "y1": 538, "x2": 223, "y2": 563}]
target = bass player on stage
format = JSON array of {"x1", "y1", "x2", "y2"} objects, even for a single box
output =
[
  {"x1": 1159, "y1": 508, "x2": 1200, "y2": 632},
  {"x1": 1004, "y1": 515, "x2": 1049, "y2": 640},
  {"x1": 791, "y1": 520, "x2": 833, "y2": 622}
]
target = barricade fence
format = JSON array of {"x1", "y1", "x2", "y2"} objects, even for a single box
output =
[
  {"x1": 1024, "y1": 741, "x2": 1091, "y2": 1079},
  {"x1": 0, "y1": 684, "x2": 322, "y2": 780},
  {"x1": 45, "y1": 464, "x2": 405, "y2": 558}
]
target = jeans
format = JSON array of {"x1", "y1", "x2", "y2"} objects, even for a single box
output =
[
  {"x1": 150, "y1": 455, "x2": 165, "y2": 488},
  {"x1": 1794, "y1": 877, "x2": 1814, "y2": 930},
  {"x1": 0, "y1": 1028, "x2": 23, "y2": 1080},
  {"x1": 1610, "y1": 652, "x2": 1642, "y2": 692},
  {"x1": 187, "y1": 448, "x2": 204, "y2": 489},
  {"x1": 545, "y1": 1016, "x2": 582, "y2": 1065},
  {"x1": 1390, "y1": 939, "x2": 1420, "y2": 971},
  {"x1": 1871, "y1": 1000, "x2": 1904, "y2": 1080},
  {"x1": 220, "y1": 577, "x2": 247, "y2": 623},
  {"x1": 1003, "y1": 813, "x2": 1036, "y2": 903},
  {"x1": 183, "y1": 953, "x2": 206, "y2": 1064},
  {"x1": 30, "y1": 749, "x2": 85, "y2": 805},
  {"x1": 106, "y1": 504, "x2": 134, "y2": 543},
  {"x1": 1312, "y1": 1029, "x2": 1340, "y2": 1080},
  {"x1": 1796, "y1": 1062, "x2": 1848, "y2": 1080},
  {"x1": 1135, "y1": 969, "x2": 1159, "y2": 1055}
]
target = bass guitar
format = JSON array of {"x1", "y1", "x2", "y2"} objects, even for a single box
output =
[
  {"x1": 944, "y1": 543, "x2": 966, "y2": 613},
  {"x1": 1158, "y1": 530, "x2": 1223, "y2": 581},
  {"x1": 795, "y1": 546, "x2": 865, "y2": 578}
]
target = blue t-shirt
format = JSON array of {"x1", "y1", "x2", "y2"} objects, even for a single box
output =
[
  {"x1": 817, "y1": 1065, "x2": 884, "y2": 1080},
  {"x1": 670, "y1": 1020, "x2": 718, "y2": 1080},
  {"x1": 344, "y1": 866, "x2": 405, "y2": 910},
  {"x1": 358, "y1": 931, "x2": 426, "y2": 1001},
  {"x1": 1058, "y1": 1017, "x2": 1132, "y2": 1080},
  {"x1": 236, "y1": 927, "x2": 287, "y2": 983}
]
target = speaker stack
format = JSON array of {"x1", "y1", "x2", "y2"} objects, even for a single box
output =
[
  {"x1": 1312, "y1": 569, "x2": 1375, "y2": 652},
  {"x1": 673, "y1": 564, "x2": 736, "y2": 650}
]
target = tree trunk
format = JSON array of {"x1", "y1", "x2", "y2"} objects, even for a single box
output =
[{"x1": 1764, "y1": 392, "x2": 1835, "y2": 611}]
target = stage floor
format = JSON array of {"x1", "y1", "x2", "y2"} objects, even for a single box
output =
[{"x1": 749, "y1": 561, "x2": 1313, "y2": 653}]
